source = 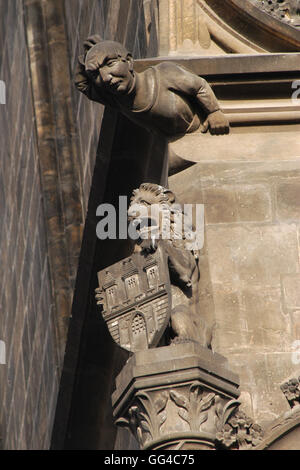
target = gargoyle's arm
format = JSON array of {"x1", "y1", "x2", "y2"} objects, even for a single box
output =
[
  {"x1": 195, "y1": 76, "x2": 220, "y2": 115},
  {"x1": 166, "y1": 64, "x2": 219, "y2": 113},
  {"x1": 194, "y1": 76, "x2": 230, "y2": 134},
  {"x1": 166, "y1": 63, "x2": 229, "y2": 134}
]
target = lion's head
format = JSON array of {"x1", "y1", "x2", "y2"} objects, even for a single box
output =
[{"x1": 128, "y1": 183, "x2": 197, "y2": 251}]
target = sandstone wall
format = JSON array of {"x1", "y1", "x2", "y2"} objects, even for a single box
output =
[{"x1": 169, "y1": 158, "x2": 300, "y2": 426}]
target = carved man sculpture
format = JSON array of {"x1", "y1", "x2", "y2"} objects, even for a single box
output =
[{"x1": 75, "y1": 35, "x2": 229, "y2": 139}]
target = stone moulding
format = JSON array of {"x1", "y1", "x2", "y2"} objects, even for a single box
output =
[
  {"x1": 197, "y1": 0, "x2": 266, "y2": 54},
  {"x1": 254, "y1": 406, "x2": 300, "y2": 450},
  {"x1": 159, "y1": 0, "x2": 300, "y2": 56},
  {"x1": 250, "y1": 375, "x2": 300, "y2": 450},
  {"x1": 207, "y1": 0, "x2": 300, "y2": 51},
  {"x1": 158, "y1": 0, "x2": 263, "y2": 56}
]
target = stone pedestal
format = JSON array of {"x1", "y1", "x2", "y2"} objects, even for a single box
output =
[{"x1": 112, "y1": 342, "x2": 240, "y2": 450}]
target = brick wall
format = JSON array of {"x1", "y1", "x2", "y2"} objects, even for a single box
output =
[{"x1": 0, "y1": 0, "x2": 59, "y2": 449}]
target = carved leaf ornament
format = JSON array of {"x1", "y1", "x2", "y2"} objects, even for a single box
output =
[
  {"x1": 115, "y1": 385, "x2": 264, "y2": 449},
  {"x1": 116, "y1": 391, "x2": 168, "y2": 445},
  {"x1": 169, "y1": 383, "x2": 216, "y2": 432}
]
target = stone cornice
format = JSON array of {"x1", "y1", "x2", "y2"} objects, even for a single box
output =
[{"x1": 135, "y1": 52, "x2": 300, "y2": 75}]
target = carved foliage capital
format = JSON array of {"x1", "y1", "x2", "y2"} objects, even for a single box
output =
[
  {"x1": 115, "y1": 381, "x2": 255, "y2": 450},
  {"x1": 116, "y1": 389, "x2": 169, "y2": 448}
]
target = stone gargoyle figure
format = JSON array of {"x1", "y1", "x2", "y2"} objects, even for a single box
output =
[
  {"x1": 77, "y1": 36, "x2": 225, "y2": 349},
  {"x1": 127, "y1": 183, "x2": 211, "y2": 348},
  {"x1": 75, "y1": 35, "x2": 229, "y2": 140}
]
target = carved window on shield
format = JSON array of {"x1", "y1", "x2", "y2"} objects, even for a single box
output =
[
  {"x1": 146, "y1": 264, "x2": 159, "y2": 288},
  {"x1": 106, "y1": 285, "x2": 118, "y2": 308},
  {"x1": 131, "y1": 312, "x2": 148, "y2": 350},
  {"x1": 125, "y1": 274, "x2": 140, "y2": 298}
]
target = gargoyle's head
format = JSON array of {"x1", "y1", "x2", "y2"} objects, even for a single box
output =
[{"x1": 85, "y1": 40, "x2": 135, "y2": 96}]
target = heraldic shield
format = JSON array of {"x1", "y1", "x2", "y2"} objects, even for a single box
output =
[{"x1": 96, "y1": 246, "x2": 172, "y2": 352}]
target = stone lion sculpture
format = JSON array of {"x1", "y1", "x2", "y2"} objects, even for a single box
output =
[{"x1": 128, "y1": 183, "x2": 212, "y2": 348}]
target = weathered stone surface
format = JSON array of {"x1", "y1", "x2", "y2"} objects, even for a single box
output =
[
  {"x1": 282, "y1": 274, "x2": 300, "y2": 310},
  {"x1": 290, "y1": 311, "x2": 300, "y2": 343},
  {"x1": 255, "y1": 404, "x2": 300, "y2": 450},
  {"x1": 203, "y1": 184, "x2": 272, "y2": 224},
  {"x1": 169, "y1": 126, "x2": 300, "y2": 163},
  {"x1": 206, "y1": 224, "x2": 298, "y2": 286},
  {"x1": 276, "y1": 179, "x2": 300, "y2": 221}
]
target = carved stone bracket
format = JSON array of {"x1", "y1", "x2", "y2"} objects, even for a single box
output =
[
  {"x1": 281, "y1": 376, "x2": 300, "y2": 408},
  {"x1": 112, "y1": 342, "x2": 244, "y2": 450}
]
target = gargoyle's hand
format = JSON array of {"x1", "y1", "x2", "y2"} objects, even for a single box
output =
[
  {"x1": 83, "y1": 34, "x2": 102, "y2": 53},
  {"x1": 77, "y1": 34, "x2": 103, "y2": 70},
  {"x1": 202, "y1": 110, "x2": 230, "y2": 135},
  {"x1": 76, "y1": 35, "x2": 101, "y2": 94}
]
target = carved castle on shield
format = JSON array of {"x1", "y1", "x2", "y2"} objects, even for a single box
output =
[{"x1": 96, "y1": 246, "x2": 171, "y2": 352}]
